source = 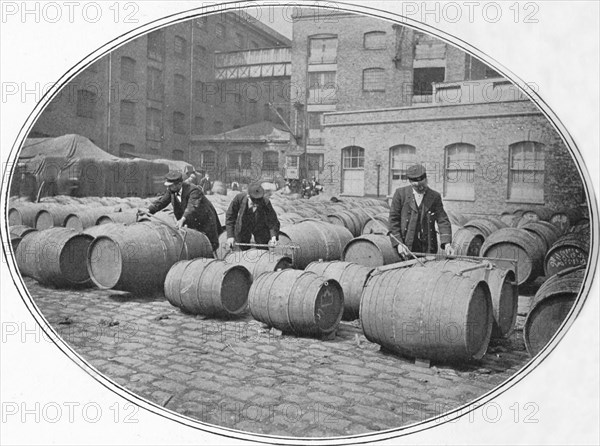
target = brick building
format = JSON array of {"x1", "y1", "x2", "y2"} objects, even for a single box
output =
[
  {"x1": 290, "y1": 9, "x2": 585, "y2": 215},
  {"x1": 29, "y1": 11, "x2": 291, "y2": 164}
]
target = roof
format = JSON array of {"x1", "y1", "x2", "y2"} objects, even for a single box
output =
[{"x1": 191, "y1": 121, "x2": 292, "y2": 143}]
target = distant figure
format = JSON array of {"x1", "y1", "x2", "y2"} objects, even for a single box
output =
[
  {"x1": 231, "y1": 181, "x2": 240, "y2": 191},
  {"x1": 300, "y1": 178, "x2": 311, "y2": 199},
  {"x1": 199, "y1": 172, "x2": 213, "y2": 194},
  {"x1": 310, "y1": 176, "x2": 323, "y2": 195},
  {"x1": 184, "y1": 171, "x2": 200, "y2": 186}
]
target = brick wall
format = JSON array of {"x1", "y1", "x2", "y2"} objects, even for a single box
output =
[{"x1": 322, "y1": 100, "x2": 586, "y2": 216}]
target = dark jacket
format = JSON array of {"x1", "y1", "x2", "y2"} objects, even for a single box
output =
[
  {"x1": 199, "y1": 177, "x2": 212, "y2": 193},
  {"x1": 149, "y1": 182, "x2": 220, "y2": 251},
  {"x1": 225, "y1": 192, "x2": 280, "y2": 244},
  {"x1": 389, "y1": 185, "x2": 452, "y2": 254}
]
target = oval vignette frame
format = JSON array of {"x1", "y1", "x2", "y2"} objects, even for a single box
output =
[{"x1": 1, "y1": 1, "x2": 598, "y2": 444}]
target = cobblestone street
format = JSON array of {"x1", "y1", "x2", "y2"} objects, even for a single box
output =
[{"x1": 23, "y1": 275, "x2": 533, "y2": 438}]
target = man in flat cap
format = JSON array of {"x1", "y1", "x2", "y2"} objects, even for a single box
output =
[
  {"x1": 142, "y1": 171, "x2": 221, "y2": 252},
  {"x1": 389, "y1": 164, "x2": 454, "y2": 258},
  {"x1": 225, "y1": 183, "x2": 280, "y2": 251}
]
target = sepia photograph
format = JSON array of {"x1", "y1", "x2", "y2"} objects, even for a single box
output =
[{"x1": 1, "y1": 1, "x2": 598, "y2": 444}]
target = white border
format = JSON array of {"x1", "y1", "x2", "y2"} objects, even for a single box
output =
[{"x1": 1, "y1": 1, "x2": 598, "y2": 445}]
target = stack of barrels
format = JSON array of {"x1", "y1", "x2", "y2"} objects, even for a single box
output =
[{"x1": 8, "y1": 194, "x2": 591, "y2": 365}]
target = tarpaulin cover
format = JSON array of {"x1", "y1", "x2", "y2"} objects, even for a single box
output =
[{"x1": 15, "y1": 135, "x2": 170, "y2": 198}]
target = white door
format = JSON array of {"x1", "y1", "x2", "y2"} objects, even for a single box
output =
[{"x1": 341, "y1": 146, "x2": 365, "y2": 196}]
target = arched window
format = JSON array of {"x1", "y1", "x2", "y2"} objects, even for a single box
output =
[
  {"x1": 363, "y1": 68, "x2": 386, "y2": 92},
  {"x1": 444, "y1": 143, "x2": 476, "y2": 200},
  {"x1": 389, "y1": 145, "x2": 417, "y2": 193},
  {"x1": 364, "y1": 31, "x2": 386, "y2": 49},
  {"x1": 509, "y1": 141, "x2": 545, "y2": 202}
]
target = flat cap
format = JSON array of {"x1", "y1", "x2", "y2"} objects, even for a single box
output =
[
  {"x1": 403, "y1": 164, "x2": 427, "y2": 181},
  {"x1": 248, "y1": 183, "x2": 265, "y2": 199},
  {"x1": 164, "y1": 171, "x2": 183, "y2": 186}
]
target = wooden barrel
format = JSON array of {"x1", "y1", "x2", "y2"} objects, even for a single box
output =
[
  {"x1": 520, "y1": 207, "x2": 553, "y2": 223},
  {"x1": 96, "y1": 210, "x2": 138, "y2": 225},
  {"x1": 361, "y1": 213, "x2": 389, "y2": 235},
  {"x1": 87, "y1": 222, "x2": 214, "y2": 292},
  {"x1": 569, "y1": 221, "x2": 590, "y2": 237},
  {"x1": 164, "y1": 258, "x2": 251, "y2": 316},
  {"x1": 83, "y1": 223, "x2": 127, "y2": 239},
  {"x1": 275, "y1": 221, "x2": 353, "y2": 269},
  {"x1": 452, "y1": 228, "x2": 484, "y2": 257},
  {"x1": 544, "y1": 233, "x2": 589, "y2": 277},
  {"x1": 305, "y1": 261, "x2": 373, "y2": 321},
  {"x1": 499, "y1": 213, "x2": 521, "y2": 228},
  {"x1": 342, "y1": 234, "x2": 400, "y2": 268},
  {"x1": 549, "y1": 208, "x2": 584, "y2": 233},
  {"x1": 520, "y1": 221, "x2": 562, "y2": 252},
  {"x1": 15, "y1": 228, "x2": 94, "y2": 287},
  {"x1": 34, "y1": 205, "x2": 88, "y2": 230},
  {"x1": 9, "y1": 225, "x2": 37, "y2": 239},
  {"x1": 481, "y1": 228, "x2": 545, "y2": 285},
  {"x1": 8, "y1": 204, "x2": 48, "y2": 227},
  {"x1": 224, "y1": 249, "x2": 292, "y2": 280},
  {"x1": 464, "y1": 219, "x2": 501, "y2": 237},
  {"x1": 524, "y1": 265, "x2": 586, "y2": 357},
  {"x1": 64, "y1": 207, "x2": 121, "y2": 232},
  {"x1": 248, "y1": 269, "x2": 344, "y2": 337},
  {"x1": 360, "y1": 267, "x2": 493, "y2": 362},
  {"x1": 327, "y1": 209, "x2": 370, "y2": 237},
  {"x1": 422, "y1": 259, "x2": 518, "y2": 339},
  {"x1": 446, "y1": 209, "x2": 467, "y2": 226}
]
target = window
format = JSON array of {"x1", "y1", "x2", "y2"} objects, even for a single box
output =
[
  {"x1": 173, "y1": 112, "x2": 186, "y2": 134},
  {"x1": 119, "y1": 143, "x2": 135, "y2": 157},
  {"x1": 390, "y1": 145, "x2": 417, "y2": 181},
  {"x1": 307, "y1": 153, "x2": 324, "y2": 173},
  {"x1": 174, "y1": 36, "x2": 187, "y2": 58},
  {"x1": 234, "y1": 33, "x2": 244, "y2": 48},
  {"x1": 194, "y1": 116, "x2": 205, "y2": 134},
  {"x1": 445, "y1": 143, "x2": 476, "y2": 200},
  {"x1": 195, "y1": 17, "x2": 207, "y2": 28},
  {"x1": 308, "y1": 71, "x2": 336, "y2": 89},
  {"x1": 172, "y1": 149, "x2": 184, "y2": 160},
  {"x1": 76, "y1": 89, "x2": 96, "y2": 118},
  {"x1": 200, "y1": 150, "x2": 216, "y2": 171},
  {"x1": 413, "y1": 67, "x2": 445, "y2": 96},
  {"x1": 228, "y1": 151, "x2": 251, "y2": 169},
  {"x1": 147, "y1": 67, "x2": 163, "y2": 100},
  {"x1": 120, "y1": 100, "x2": 135, "y2": 125},
  {"x1": 508, "y1": 141, "x2": 545, "y2": 202},
  {"x1": 146, "y1": 108, "x2": 163, "y2": 141},
  {"x1": 215, "y1": 24, "x2": 226, "y2": 39},
  {"x1": 174, "y1": 74, "x2": 185, "y2": 97},
  {"x1": 364, "y1": 31, "x2": 386, "y2": 49},
  {"x1": 263, "y1": 151, "x2": 279, "y2": 172},
  {"x1": 147, "y1": 30, "x2": 165, "y2": 61},
  {"x1": 342, "y1": 146, "x2": 365, "y2": 169},
  {"x1": 194, "y1": 45, "x2": 207, "y2": 63},
  {"x1": 213, "y1": 121, "x2": 223, "y2": 134},
  {"x1": 308, "y1": 71, "x2": 337, "y2": 103},
  {"x1": 308, "y1": 113, "x2": 323, "y2": 130},
  {"x1": 120, "y1": 57, "x2": 136, "y2": 81},
  {"x1": 363, "y1": 68, "x2": 386, "y2": 92},
  {"x1": 309, "y1": 36, "x2": 337, "y2": 64}
]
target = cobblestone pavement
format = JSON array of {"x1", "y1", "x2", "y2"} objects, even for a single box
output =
[{"x1": 24, "y1": 276, "x2": 533, "y2": 438}]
